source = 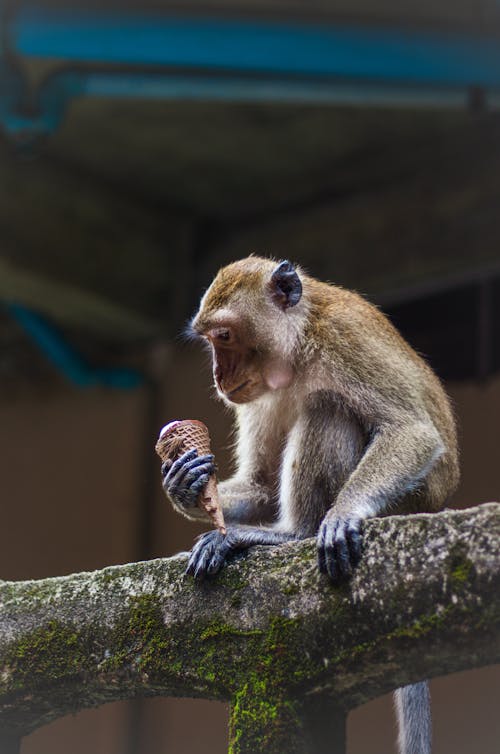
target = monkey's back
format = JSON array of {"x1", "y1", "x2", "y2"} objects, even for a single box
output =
[{"x1": 302, "y1": 277, "x2": 459, "y2": 510}]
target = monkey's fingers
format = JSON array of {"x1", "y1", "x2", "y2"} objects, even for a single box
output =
[
  {"x1": 161, "y1": 460, "x2": 173, "y2": 476},
  {"x1": 318, "y1": 520, "x2": 342, "y2": 582},
  {"x1": 192, "y1": 545, "x2": 212, "y2": 579},
  {"x1": 317, "y1": 521, "x2": 333, "y2": 578},
  {"x1": 182, "y1": 461, "x2": 215, "y2": 489},
  {"x1": 207, "y1": 538, "x2": 233, "y2": 576},
  {"x1": 186, "y1": 535, "x2": 210, "y2": 578},
  {"x1": 163, "y1": 453, "x2": 215, "y2": 508},
  {"x1": 186, "y1": 530, "x2": 230, "y2": 579},
  {"x1": 335, "y1": 518, "x2": 363, "y2": 582},
  {"x1": 333, "y1": 521, "x2": 353, "y2": 580},
  {"x1": 188, "y1": 472, "x2": 212, "y2": 498},
  {"x1": 166, "y1": 450, "x2": 214, "y2": 487},
  {"x1": 317, "y1": 517, "x2": 363, "y2": 584},
  {"x1": 165, "y1": 447, "x2": 197, "y2": 474},
  {"x1": 345, "y1": 518, "x2": 363, "y2": 566}
]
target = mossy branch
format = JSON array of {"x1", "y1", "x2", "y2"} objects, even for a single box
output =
[{"x1": 0, "y1": 504, "x2": 498, "y2": 749}]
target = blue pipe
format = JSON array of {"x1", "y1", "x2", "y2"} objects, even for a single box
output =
[
  {"x1": 2, "y1": 10, "x2": 500, "y2": 136},
  {"x1": 10, "y1": 11, "x2": 500, "y2": 88},
  {"x1": 52, "y1": 70, "x2": 478, "y2": 108},
  {"x1": 2, "y1": 67, "x2": 482, "y2": 137},
  {"x1": 8, "y1": 304, "x2": 143, "y2": 389}
]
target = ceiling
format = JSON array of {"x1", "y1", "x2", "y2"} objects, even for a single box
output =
[{"x1": 1, "y1": 1, "x2": 499, "y2": 387}]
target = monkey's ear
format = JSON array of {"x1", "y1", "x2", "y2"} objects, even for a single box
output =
[{"x1": 270, "y1": 260, "x2": 302, "y2": 309}]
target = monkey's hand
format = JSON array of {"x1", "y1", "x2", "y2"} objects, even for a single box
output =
[
  {"x1": 161, "y1": 449, "x2": 216, "y2": 518},
  {"x1": 317, "y1": 513, "x2": 363, "y2": 585}
]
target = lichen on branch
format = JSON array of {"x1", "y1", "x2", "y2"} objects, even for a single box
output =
[{"x1": 0, "y1": 504, "x2": 498, "y2": 744}]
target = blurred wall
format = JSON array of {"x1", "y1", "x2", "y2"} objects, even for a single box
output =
[{"x1": 0, "y1": 345, "x2": 498, "y2": 754}]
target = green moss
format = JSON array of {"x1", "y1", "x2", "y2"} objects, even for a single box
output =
[
  {"x1": 229, "y1": 677, "x2": 303, "y2": 754},
  {"x1": 450, "y1": 559, "x2": 473, "y2": 584},
  {"x1": 99, "y1": 594, "x2": 172, "y2": 679},
  {"x1": 221, "y1": 615, "x2": 316, "y2": 752},
  {"x1": 200, "y1": 624, "x2": 263, "y2": 642},
  {"x1": 282, "y1": 582, "x2": 301, "y2": 597},
  {"x1": 95, "y1": 596, "x2": 270, "y2": 695},
  {"x1": 218, "y1": 566, "x2": 249, "y2": 593},
  {"x1": 229, "y1": 594, "x2": 243, "y2": 609},
  {"x1": 388, "y1": 606, "x2": 454, "y2": 641},
  {"x1": 1, "y1": 620, "x2": 89, "y2": 693},
  {"x1": 97, "y1": 569, "x2": 124, "y2": 586},
  {"x1": 447, "y1": 544, "x2": 474, "y2": 586},
  {"x1": 319, "y1": 599, "x2": 463, "y2": 670}
]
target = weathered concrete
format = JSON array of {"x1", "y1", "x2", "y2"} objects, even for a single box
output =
[{"x1": 0, "y1": 503, "x2": 498, "y2": 753}]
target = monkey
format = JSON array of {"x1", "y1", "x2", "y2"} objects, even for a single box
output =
[{"x1": 161, "y1": 256, "x2": 459, "y2": 754}]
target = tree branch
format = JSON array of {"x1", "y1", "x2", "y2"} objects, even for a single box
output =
[{"x1": 0, "y1": 504, "x2": 498, "y2": 748}]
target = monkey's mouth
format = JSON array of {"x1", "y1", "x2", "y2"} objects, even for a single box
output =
[{"x1": 225, "y1": 379, "x2": 251, "y2": 399}]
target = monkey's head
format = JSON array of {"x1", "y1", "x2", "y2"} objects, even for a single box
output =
[{"x1": 190, "y1": 257, "x2": 305, "y2": 405}]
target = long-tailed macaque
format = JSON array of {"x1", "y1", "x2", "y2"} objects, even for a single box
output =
[{"x1": 162, "y1": 257, "x2": 459, "y2": 754}]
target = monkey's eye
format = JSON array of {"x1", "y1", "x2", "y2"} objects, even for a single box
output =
[{"x1": 210, "y1": 327, "x2": 232, "y2": 343}]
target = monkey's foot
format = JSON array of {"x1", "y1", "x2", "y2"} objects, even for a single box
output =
[
  {"x1": 186, "y1": 526, "x2": 294, "y2": 579},
  {"x1": 186, "y1": 529, "x2": 234, "y2": 579},
  {"x1": 317, "y1": 516, "x2": 363, "y2": 585}
]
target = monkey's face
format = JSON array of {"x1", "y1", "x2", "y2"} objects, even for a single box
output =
[
  {"x1": 205, "y1": 324, "x2": 269, "y2": 404},
  {"x1": 191, "y1": 257, "x2": 303, "y2": 404},
  {"x1": 202, "y1": 323, "x2": 296, "y2": 404}
]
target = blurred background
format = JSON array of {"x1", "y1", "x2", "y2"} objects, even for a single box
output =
[{"x1": 1, "y1": 0, "x2": 499, "y2": 752}]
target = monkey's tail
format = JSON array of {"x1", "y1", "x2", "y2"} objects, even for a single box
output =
[{"x1": 394, "y1": 681, "x2": 431, "y2": 754}]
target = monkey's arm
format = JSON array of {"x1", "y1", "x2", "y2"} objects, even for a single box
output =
[
  {"x1": 162, "y1": 452, "x2": 289, "y2": 578},
  {"x1": 318, "y1": 417, "x2": 444, "y2": 582},
  {"x1": 186, "y1": 392, "x2": 366, "y2": 579},
  {"x1": 217, "y1": 406, "x2": 282, "y2": 525},
  {"x1": 332, "y1": 419, "x2": 443, "y2": 519},
  {"x1": 217, "y1": 477, "x2": 277, "y2": 524},
  {"x1": 162, "y1": 452, "x2": 277, "y2": 526}
]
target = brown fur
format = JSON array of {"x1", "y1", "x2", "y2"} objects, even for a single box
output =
[
  {"x1": 193, "y1": 256, "x2": 459, "y2": 526},
  {"x1": 187, "y1": 256, "x2": 454, "y2": 754}
]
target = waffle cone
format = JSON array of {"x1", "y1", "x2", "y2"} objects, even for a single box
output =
[{"x1": 156, "y1": 420, "x2": 226, "y2": 534}]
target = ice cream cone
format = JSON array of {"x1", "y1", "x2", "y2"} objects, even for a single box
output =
[{"x1": 156, "y1": 420, "x2": 226, "y2": 534}]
